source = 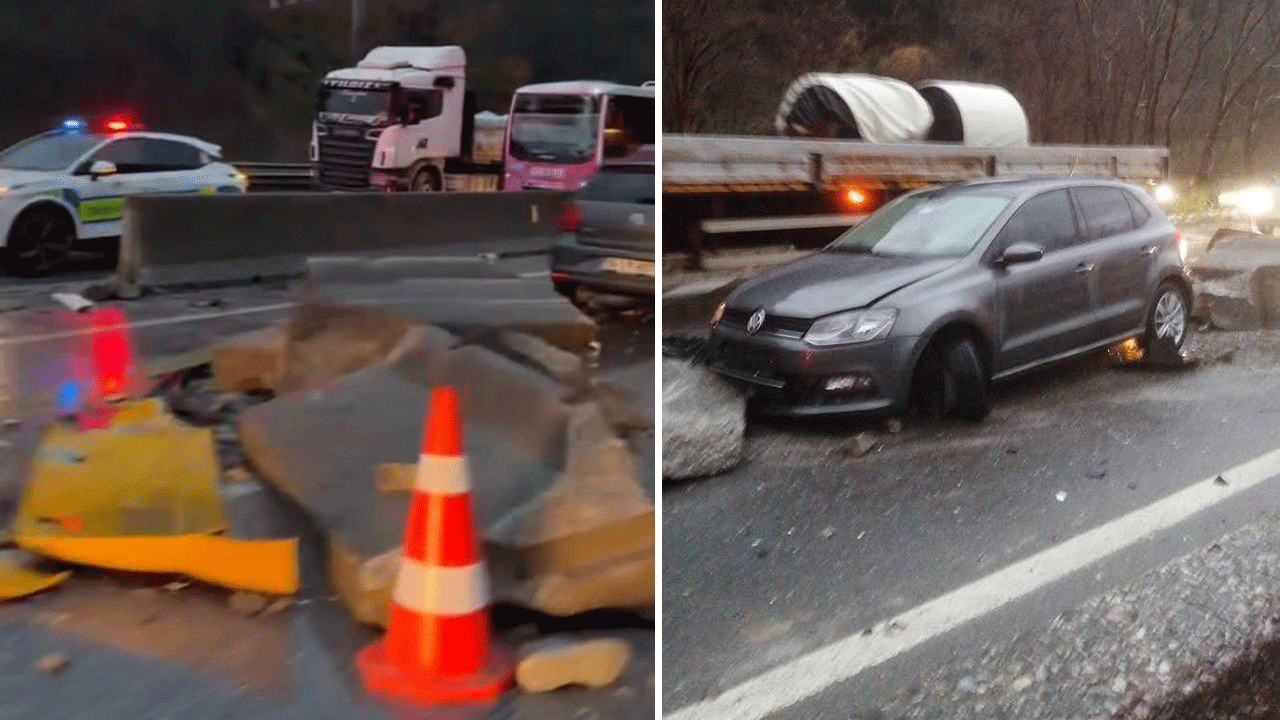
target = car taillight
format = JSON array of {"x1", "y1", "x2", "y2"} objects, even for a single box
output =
[{"x1": 558, "y1": 204, "x2": 582, "y2": 232}]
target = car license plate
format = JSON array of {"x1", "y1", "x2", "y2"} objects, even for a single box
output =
[{"x1": 602, "y1": 257, "x2": 655, "y2": 276}]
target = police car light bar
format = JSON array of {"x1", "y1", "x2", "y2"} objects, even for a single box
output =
[{"x1": 62, "y1": 118, "x2": 85, "y2": 130}]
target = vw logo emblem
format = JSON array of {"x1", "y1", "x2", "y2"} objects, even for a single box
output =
[{"x1": 746, "y1": 309, "x2": 766, "y2": 335}]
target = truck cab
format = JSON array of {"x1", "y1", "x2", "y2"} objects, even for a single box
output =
[{"x1": 311, "y1": 46, "x2": 504, "y2": 192}]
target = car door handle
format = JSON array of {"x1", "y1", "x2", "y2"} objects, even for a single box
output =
[{"x1": 1074, "y1": 262, "x2": 1095, "y2": 275}]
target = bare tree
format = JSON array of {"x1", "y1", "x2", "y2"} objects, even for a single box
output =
[{"x1": 662, "y1": 0, "x2": 753, "y2": 132}]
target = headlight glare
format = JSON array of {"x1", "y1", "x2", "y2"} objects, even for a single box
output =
[{"x1": 804, "y1": 308, "x2": 897, "y2": 346}]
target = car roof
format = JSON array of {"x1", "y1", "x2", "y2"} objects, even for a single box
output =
[
  {"x1": 943, "y1": 176, "x2": 1145, "y2": 197},
  {"x1": 40, "y1": 129, "x2": 223, "y2": 157}
]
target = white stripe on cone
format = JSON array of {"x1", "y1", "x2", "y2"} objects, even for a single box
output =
[
  {"x1": 413, "y1": 455, "x2": 472, "y2": 496},
  {"x1": 393, "y1": 557, "x2": 490, "y2": 617}
]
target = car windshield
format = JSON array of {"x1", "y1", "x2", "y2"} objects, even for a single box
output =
[
  {"x1": 827, "y1": 191, "x2": 1015, "y2": 258},
  {"x1": 508, "y1": 94, "x2": 601, "y2": 164},
  {"x1": 0, "y1": 133, "x2": 103, "y2": 171},
  {"x1": 318, "y1": 88, "x2": 391, "y2": 116}
]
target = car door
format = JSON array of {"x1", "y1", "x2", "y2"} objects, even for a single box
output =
[
  {"x1": 135, "y1": 138, "x2": 214, "y2": 195},
  {"x1": 1076, "y1": 186, "x2": 1159, "y2": 339},
  {"x1": 992, "y1": 189, "x2": 1098, "y2": 372},
  {"x1": 69, "y1": 137, "x2": 157, "y2": 238}
]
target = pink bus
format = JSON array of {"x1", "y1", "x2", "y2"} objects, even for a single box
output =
[{"x1": 501, "y1": 80, "x2": 655, "y2": 192}]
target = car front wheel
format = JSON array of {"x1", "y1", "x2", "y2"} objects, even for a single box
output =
[
  {"x1": 5, "y1": 208, "x2": 74, "y2": 277},
  {"x1": 912, "y1": 334, "x2": 990, "y2": 422},
  {"x1": 1142, "y1": 281, "x2": 1190, "y2": 364}
]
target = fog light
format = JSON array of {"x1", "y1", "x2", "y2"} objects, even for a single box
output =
[{"x1": 824, "y1": 374, "x2": 874, "y2": 392}]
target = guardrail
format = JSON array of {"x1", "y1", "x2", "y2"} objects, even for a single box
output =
[{"x1": 231, "y1": 162, "x2": 316, "y2": 192}]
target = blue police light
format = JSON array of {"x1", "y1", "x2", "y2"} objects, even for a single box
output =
[
  {"x1": 62, "y1": 118, "x2": 85, "y2": 132},
  {"x1": 55, "y1": 379, "x2": 83, "y2": 415}
]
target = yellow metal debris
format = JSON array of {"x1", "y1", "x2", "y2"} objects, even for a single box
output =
[
  {"x1": 0, "y1": 549, "x2": 70, "y2": 601},
  {"x1": 13, "y1": 399, "x2": 299, "y2": 595}
]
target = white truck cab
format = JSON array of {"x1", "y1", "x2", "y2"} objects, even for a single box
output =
[
  {"x1": 311, "y1": 46, "x2": 504, "y2": 192},
  {"x1": 0, "y1": 121, "x2": 246, "y2": 276}
]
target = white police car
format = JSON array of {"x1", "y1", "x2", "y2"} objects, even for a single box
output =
[{"x1": 0, "y1": 118, "x2": 247, "y2": 276}]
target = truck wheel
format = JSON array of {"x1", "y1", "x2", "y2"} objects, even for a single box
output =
[
  {"x1": 5, "y1": 208, "x2": 74, "y2": 277},
  {"x1": 410, "y1": 167, "x2": 441, "y2": 192}
]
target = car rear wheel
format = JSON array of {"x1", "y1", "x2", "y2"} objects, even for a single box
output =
[
  {"x1": 1141, "y1": 281, "x2": 1189, "y2": 364},
  {"x1": 913, "y1": 335, "x2": 990, "y2": 422},
  {"x1": 5, "y1": 208, "x2": 74, "y2": 277}
]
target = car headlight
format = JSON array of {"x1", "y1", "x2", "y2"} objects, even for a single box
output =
[
  {"x1": 803, "y1": 308, "x2": 897, "y2": 346},
  {"x1": 710, "y1": 301, "x2": 726, "y2": 327},
  {"x1": 233, "y1": 171, "x2": 248, "y2": 187},
  {"x1": 1220, "y1": 186, "x2": 1275, "y2": 218}
]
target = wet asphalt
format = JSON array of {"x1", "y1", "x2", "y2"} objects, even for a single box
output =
[
  {"x1": 662, "y1": 223, "x2": 1280, "y2": 718},
  {"x1": 0, "y1": 241, "x2": 656, "y2": 720}
]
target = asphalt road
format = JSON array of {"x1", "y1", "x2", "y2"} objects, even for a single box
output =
[
  {"x1": 662, "y1": 221, "x2": 1280, "y2": 719},
  {"x1": 0, "y1": 241, "x2": 655, "y2": 720}
]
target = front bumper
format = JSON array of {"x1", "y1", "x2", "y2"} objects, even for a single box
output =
[
  {"x1": 550, "y1": 233, "x2": 655, "y2": 296},
  {"x1": 706, "y1": 325, "x2": 921, "y2": 417}
]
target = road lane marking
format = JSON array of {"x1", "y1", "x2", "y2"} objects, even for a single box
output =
[
  {"x1": 0, "y1": 295, "x2": 567, "y2": 347},
  {"x1": 0, "y1": 302, "x2": 297, "y2": 346},
  {"x1": 665, "y1": 447, "x2": 1280, "y2": 720},
  {"x1": 519, "y1": 270, "x2": 551, "y2": 278}
]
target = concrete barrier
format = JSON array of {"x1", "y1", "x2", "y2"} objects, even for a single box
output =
[{"x1": 115, "y1": 190, "x2": 565, "y2": 290}]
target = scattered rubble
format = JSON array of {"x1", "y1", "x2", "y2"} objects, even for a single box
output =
[
  {"x1": 842, "y1": 433, "x2": 881, "y2": 458},
  {"x1": 33, "y1": 652, "x2": 70, "y2": 675},
  {"x1": 662, "y1": 359, "x2": 745, "y2": 481},
  {"x1": 210, "y1": 326, "x2": 286, "y2": 394},
  {"x1": 516, "y1": 636, "x2": 631, "y2": 693},
  {"x1": 51, "y1": 293, "x2": 93, "y2": 313},
  {"x1": 374, "y1": 463, "x2": 415, "y2": 494}
]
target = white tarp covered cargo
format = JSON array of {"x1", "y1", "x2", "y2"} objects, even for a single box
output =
[
  {"x1": 775, "y1": 73, "x2": 933, "y2": 142},
  {"x1": 916, "y1": 80, "x2": 1029, "y2": 147}
]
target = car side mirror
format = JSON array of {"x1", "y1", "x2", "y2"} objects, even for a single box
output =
[
  {"x1": 996, "y1": 242, "x2": 1044, "y2": 267},
  {"x1": 88, "y1": 160, "x2": 118, "y2": 179}
]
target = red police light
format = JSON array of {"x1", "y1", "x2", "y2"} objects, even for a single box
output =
[{"x1": 89, "y1": 307, "x2": 134, "y2": 399}]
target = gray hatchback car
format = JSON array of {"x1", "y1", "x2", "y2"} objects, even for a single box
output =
[{"x1": 707, "y1": 177, "x2": 1192, "y2": 421}]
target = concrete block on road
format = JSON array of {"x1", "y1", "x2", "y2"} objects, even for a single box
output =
[
  {"x1": 487, "y1": 402, "x2": 653, "y2": 579},
  {"x1": 662, "y1": 359, "x2": 745, "y2": 481},
  {"x1": 211, "y1": 325, "x2": 286, "y2": 393},
  {"x1": 1189, "y1": 233, "x2": 1280, "y2": 330}
]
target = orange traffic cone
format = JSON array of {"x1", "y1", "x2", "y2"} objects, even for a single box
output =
[{"x1": 356, "y1": 386, "x2": 514, "y2": 705}]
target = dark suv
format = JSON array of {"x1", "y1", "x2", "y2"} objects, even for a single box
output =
[
  {"x1": 707, "y1": 177, "x2": 1191, "y2": 421},
  {"x1": 550, "y1": 146, "x2": 655, "y2": 301}
]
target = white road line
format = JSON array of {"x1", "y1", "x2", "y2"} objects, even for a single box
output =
[
  {"x1": 519, "y1": 270, "x2": 551, "y2": 278},
  {"x1": 0, "y1": 302, "x2": 296, "y2": 346},
  {"x1": 665, "y1": 447, "x2": 1280, "y2": 720}
]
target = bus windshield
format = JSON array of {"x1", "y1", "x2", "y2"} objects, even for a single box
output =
[{"x1": 507, "y1": 94, "x2": 601, "y2": 165}]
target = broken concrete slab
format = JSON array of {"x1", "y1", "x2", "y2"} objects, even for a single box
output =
[
  {"x1": 374, "y1": 463, "x2": 415, "y2": 494},
  {"x1": 277, "y1": 302, "x2": 414, "y2": 394},
  {"x1": 662, "y1": 359, "x2": 745, "y2": 481},
  {"x1": 1189, "y1": 233, "x2": 1280, "y2": 329},
  {"x1": 314, "y1": 279, "x2": 599, "y2": 352},
  {"x1": 210, "y1": 325, "x2": 286, "y2": 394},
  {"x1": 498, "y1": 332, "x2": 587, "y2": 385},
  {"x1": 238, "y1": 342, "x2": 571, "y2": 622},
  {"x1": 519, "y1": 551, "x2": 654, "y2": 617},
  {"x1": 516, "y1": 636, "x2": 631, "y2": 693},
  {"x1": 487, "y1": 403, "x2": 653, "y2": 578}
]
